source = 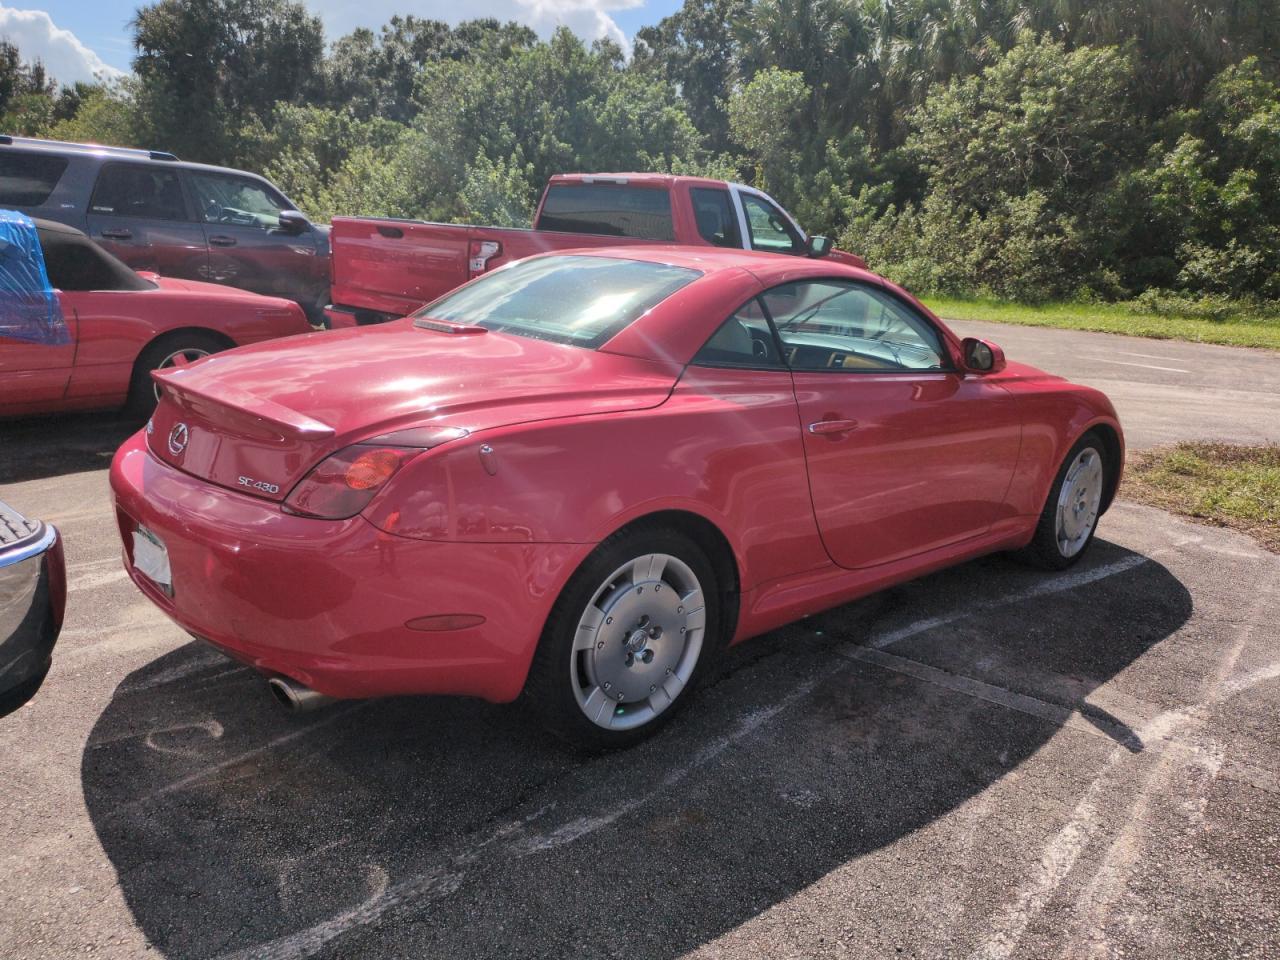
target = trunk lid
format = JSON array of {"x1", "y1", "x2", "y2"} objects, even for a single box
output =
[{"x1": 146, "y1": 320, "x2": 680, "y2": 501}]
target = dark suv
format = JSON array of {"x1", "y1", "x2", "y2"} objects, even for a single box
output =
[{"x1": 0, "y1": 135, "x2": 329, "y2": 324}]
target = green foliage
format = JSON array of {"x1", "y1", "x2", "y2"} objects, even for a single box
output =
[
  {"x1": 2, "y1": 0, "x2": 1277, "y2": 313},
  {"x1": 907, "y1": 35, "x2": 1139, "y2": 208},
  {"x1": 633, "y1": 0, "x2": 746, "y2": 151},
  {"x1": 460, "y1": 152, "x2": 536, "y2": 227},
  {"x1": 242, "y1": 103, "x2": 405, "y2": 218},
  {"x1": 48, "y1": 82, "x2": 145, "y2": 146},
  {"x1": 845, "y1": 35, "x2": 1135, "y2": 301},
  {"x1": 727, "y1": 67, "x2": 808, "y2": 194},
  {"x1": 131, "y1": 0, "x2": 326, "y2": 162},
  {"x1": 1136, "y1": 58, "x2": 1280, "y2": 299},
  {"x1": 1126, "y1": 443, "x2": 1280, "y2": 551}
]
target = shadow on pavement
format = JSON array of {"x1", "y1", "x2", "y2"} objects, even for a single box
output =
[
  {"x1": 0, "y1": 412, "x2": 142, "y2": 485},
  {"x1": 80, "y1": 540, "x2": 1192, "y2": 959}
]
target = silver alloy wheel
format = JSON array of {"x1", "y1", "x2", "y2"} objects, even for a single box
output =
[
  {"x1": 571, "y1": 552, "x2": 707, "y2": 731},
  {"x1": 151, "y1": 347, "x2": 212, "y2": 401},
  {"x1": 1055, "y1": 446, "x2": 1104, "y2": 558}
]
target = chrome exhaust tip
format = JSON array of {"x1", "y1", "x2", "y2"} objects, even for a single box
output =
[{"x1": 267, "y1": 675, "x2": 334, "y2": 713}]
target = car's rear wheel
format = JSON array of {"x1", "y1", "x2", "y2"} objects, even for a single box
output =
[
  {"x1": 126, "y1": 331, "x2": 227, "y2": 417},
  {"x1": 525, "y1": 527, "x2": 720, "y2": 750},
  {"x1": 1017, "y1": 430, "x2": 1108, "y2": 570}
]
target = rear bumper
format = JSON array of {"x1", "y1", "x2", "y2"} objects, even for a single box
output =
[
  {"x1": 109, "y1": 432, "x2": 588, "y2": 702},
  {"x1": 0, "y1": 521, "x2": 66, "y2": 699}
]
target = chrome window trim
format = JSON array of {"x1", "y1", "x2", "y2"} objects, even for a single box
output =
[{"x1": 728, "y1": 183, "x2": 808, "y2": 251}]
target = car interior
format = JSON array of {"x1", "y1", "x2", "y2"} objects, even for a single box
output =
[
  {"x1": 696, "y1": 283, "x2": 950, "y2": 372},
  {"x1": 89, "y1": 166, "x2": 187, "y2": 221},
  {"x1": 37, "y1": 221, "x2": 155, "y2": 293}
]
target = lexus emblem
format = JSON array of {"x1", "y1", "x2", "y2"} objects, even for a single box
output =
[{"x1": 167, "y1": 422, "x2": 189, "y2": 456}]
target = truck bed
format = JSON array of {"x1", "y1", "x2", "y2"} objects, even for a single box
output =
[{"x1": 327, "y1": 217, "x2": 658, "y2": 321}]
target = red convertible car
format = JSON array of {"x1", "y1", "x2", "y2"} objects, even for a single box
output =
[
  {"x1": 1, "y1": 216, "x2": 310, "y2": 418},
  {"x1": 110, "y1": 247, "x2": 1123, "y2": 747}
]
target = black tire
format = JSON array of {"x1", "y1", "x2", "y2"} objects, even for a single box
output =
[
  {"x1": 1015, "y1": 430, "x2": 1108, "y2": 570},
  {"x1": 524, "y1": 526, "x2": 724, "y2": 751},
  {"x1": 126, "y1": 331, "x2": 228, "y2": 417}
]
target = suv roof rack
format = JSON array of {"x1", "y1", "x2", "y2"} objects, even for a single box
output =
[{"x1": 0, "y1": 135, "x2": 178, "y2": 162}]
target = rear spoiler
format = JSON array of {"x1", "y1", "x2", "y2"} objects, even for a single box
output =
[{"x1": 152, "y1": 368, "x2": 335, "y2": 439}]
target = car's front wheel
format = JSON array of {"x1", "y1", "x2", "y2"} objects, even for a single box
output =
[
  {"x1": 525, "y1": 526, "x2": 721, "y2": 750},
  {"x1": 1017, "y1": 430, "x2": 1109, "y2": 570}
]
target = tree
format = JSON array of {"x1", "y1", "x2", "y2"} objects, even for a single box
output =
[
  {"x1": 727, "y1": 67, "x2": 809, "y2": 196},
  {"x1": 1, "y1": 40, "x2": 55, "y2": 129},
  {"x1": 131, "y1": 0, "x2": 325, "y2": 162},
  {"x1": 1140, "y1": 58, "x2": 1280, "y2": 297},
  {"x1": 908, "y1": 33, "x2": 1140, "y2": 210},
  {"x1": 323, "y1": 17, "x2": 537, "y2": 123},
  {"x1": 633, "y1": 0, "x2": 747, "y2": 152}
]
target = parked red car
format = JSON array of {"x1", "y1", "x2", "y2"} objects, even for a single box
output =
[
  {"x1": 0, "y1": 217, "x2": 311, "y2": 418},
  {"x1": 111, "y1": 248, "x2": 1123, "y2": 747}
]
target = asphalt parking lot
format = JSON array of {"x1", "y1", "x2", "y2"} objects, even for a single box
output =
[{"x1": 2, "y1": 324, "x2": 1278, "y2": 959}]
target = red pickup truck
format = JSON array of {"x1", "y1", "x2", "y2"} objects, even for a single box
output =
[{"x1": 324, "y1": 173, "x2": 864, "y2": 326}]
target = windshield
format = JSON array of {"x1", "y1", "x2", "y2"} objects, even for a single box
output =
[{"x1": 415, "y1": 255, "x2": 701, "y2": 348}]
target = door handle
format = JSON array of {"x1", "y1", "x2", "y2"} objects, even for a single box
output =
[
  {"x1": 209, "y1": 235, "x2": 237, "y2": 247},
  {"x1": 808, "y1": 419, "x2": 859, "y2": 436},
  {"x1": 100, "y1": 228, "x2": 132, "y2": 240}
]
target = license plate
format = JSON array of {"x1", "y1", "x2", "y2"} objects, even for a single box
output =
[{"x1": 132, "y1": 525, "x2": 172, "y2": 592}]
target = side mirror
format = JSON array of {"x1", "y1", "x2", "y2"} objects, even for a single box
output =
[
  {"x1": 962, "y1": 337, "x2": 1006, "y2": 374},
  {"x1": 806, "y1": 235, "x2": 834, "y2": 258},
  {"x1": 276, "y1": 210, "x2": 309, "y2": 235}
]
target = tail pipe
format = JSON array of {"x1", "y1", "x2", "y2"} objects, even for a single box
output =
[{"x1": 267, "y1": 675, "x2": 334, "y2": 713}]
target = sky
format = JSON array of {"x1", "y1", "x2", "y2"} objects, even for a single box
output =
[{"x1": 1, "y1": 0, "x2": 684, "y2": 86}]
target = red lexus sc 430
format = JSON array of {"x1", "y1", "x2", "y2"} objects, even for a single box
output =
[{"x1": 111, "y1": 248, "x2": 1123, "y2": 747}]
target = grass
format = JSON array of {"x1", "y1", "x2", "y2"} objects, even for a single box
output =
[
  {"x1": 924, "y1": 295, "x2": 1280, "y2": 350},
  {"x1": 1123, "y1": 443, "x2": 1280, "y2": 552}
]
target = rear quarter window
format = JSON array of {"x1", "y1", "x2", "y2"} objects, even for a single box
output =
[
  {"x1": 0, "y1": 152, "x2": 69, "y2": 206},
  {"x1": 538, "y1": 184, "x2": 675, "y2": 241}
]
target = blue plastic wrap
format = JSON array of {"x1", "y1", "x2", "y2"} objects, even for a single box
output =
[{"x1": 0, "y1": 209, "x2": 69, "y2": 345}]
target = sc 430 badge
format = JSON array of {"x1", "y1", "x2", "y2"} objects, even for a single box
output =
[{"x1": 238, "y1": 476, "x2": 281, "y2": 495}]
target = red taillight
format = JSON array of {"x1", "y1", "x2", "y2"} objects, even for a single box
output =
[
  {"x1": 345, "y1": 449, "x2": 401, "y2": 490},
  {"x1": 282, "y1": 426, "x2": 469, "y2": 520},
  {"x1": 468, "y1": 239, "x2": 502, "y2": 275},
  {"x1": 283, "y1": 445, "x2": 413, "y2": 519}
]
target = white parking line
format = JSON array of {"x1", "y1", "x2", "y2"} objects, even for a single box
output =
[
  {"x1": 1117, "y1": 350, "x2": 1188, "y2": 362},
  {"x1": 866, "y1": 555, "x2": 1149, "y2": 650},
  {"x1": 973, "y1": 566, "x2": 1278, "y2": 960},
  {"x1": 215, "y1": 680, "x2": 826, "y2": 960},
  {"x1": 1082, "y1": 356, "x2": 1190, "y2": 373},
  {"x1": 213, "y1": 553, "x2": 1160, "y2": 960}
]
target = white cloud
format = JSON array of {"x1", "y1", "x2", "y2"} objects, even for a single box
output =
[
  {"x1": 0, "y1": 6, "x2": 125, "y2": 87},
  {"x1": 309, "y1": 0, "x2": 643, "y2": 54}
]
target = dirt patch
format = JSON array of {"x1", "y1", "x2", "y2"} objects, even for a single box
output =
[{"x1": 1122, "y1": 442, "x2": 1280, "y2": 551}]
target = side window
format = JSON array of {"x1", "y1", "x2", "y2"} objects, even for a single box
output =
[
  {"x1": 40, "y1": 232, "x2": 124, "y2": 291},
  {"x1": 0, "y1": 152, "x2": 69, "y2": 206},
  {"x1": 690, "y1": 187, "x2": 741, "y2": 249},
  {"x1": 537, "y1": 184, "x2": 675, "y2": 240},
  {"x1": 765, "y1": 280, "x2": 949, "y2": 372},
  {"x1": 188, "y1": 172, "x2": 286, "y2": 229},
  {"x1": 741, "y1": 193, "x2": 803, "y2": 255},
  {"x1": 89, "y1": 164, "x2": 188, "y2": 220},
  {"x1": 692, "y1": 298, "x2": 783, "y2": 368}
]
